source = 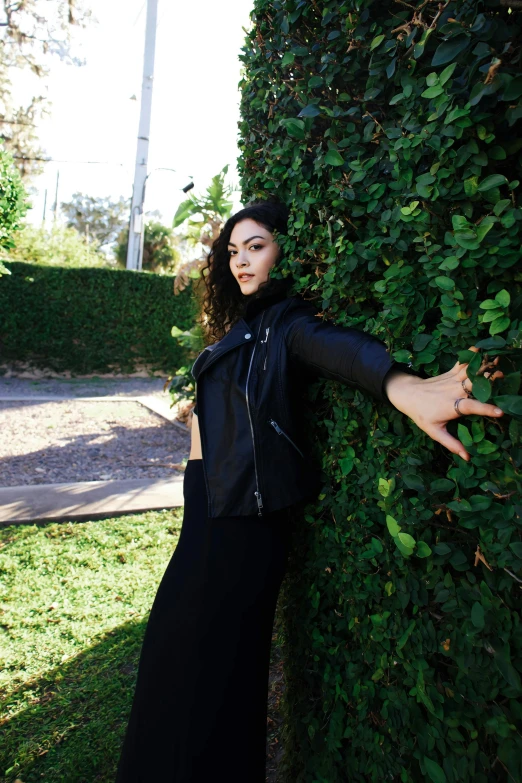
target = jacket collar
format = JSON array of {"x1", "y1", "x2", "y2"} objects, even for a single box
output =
[{"x1": 243, "y1": 281, "x2": 293, "y2": 321}]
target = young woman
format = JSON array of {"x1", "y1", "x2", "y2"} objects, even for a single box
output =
[{"x1": 115, "y1": 201, "x2": 503, "y2": 782}]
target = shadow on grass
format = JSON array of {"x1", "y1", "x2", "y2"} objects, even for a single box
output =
[{"x1": 1, "y1": 617, "x2": 147, "y2": 783}]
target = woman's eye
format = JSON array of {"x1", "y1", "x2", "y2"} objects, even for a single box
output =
[{"x1": 249, "y1": 244, "x2": 262, "y2": 251}]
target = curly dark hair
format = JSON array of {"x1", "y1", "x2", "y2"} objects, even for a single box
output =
[{"x1": 200, "y1": 201, "x2": 293, "y2": 342}]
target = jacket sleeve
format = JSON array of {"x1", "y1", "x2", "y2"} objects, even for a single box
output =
[{"x1": 284, "y1": 301, "x2": 400, "y2": 403}]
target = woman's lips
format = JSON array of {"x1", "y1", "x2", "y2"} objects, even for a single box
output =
[{"x1": 238, "y1": 274, "x2": 254, "y2": 281}]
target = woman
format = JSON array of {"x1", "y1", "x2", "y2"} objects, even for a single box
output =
[{"x1": 115, "y1": 202, "x2": 503, "y2": 782}]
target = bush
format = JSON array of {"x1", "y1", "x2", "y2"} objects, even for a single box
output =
[
  {"x1": 7, "y1": 224, "x2": 109, "y2": 268},
  {"x1": 115, "y1": 220, "x2": 181, "y2": 274},
  {"x1": 239, "y1": 2, "x2": 522, "y2": 781},
  {"x1": 0, "y1": 146, "x2": 26, "y2": 262},
  {"x1": 0, "y1": 262, "x2": 198, "y2": 374}
]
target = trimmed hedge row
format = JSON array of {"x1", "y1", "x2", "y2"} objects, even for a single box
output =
[
  {"x1": 239, "y1": 1, "x2": 522, "y2": 782},
  {"x1": 0, "y1": 262, "x2": 197, "y2": 374}
]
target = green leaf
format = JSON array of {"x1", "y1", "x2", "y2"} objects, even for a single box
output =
[
  {"x1": 439, "y1": 62, "x2": 457, "y2": 85},
  {"x1": 324, "y1": 149, "x2": 345, "y2": 166},
  {"x1": 495, "y1": 289, "x2": 510, "y2": 308},
  {"x1": 471, "y1": 376, "x2": 492, "y2": 403},
  {"x1": 493, "y1": 396, "x2": 522, "y2": 416},
  {"x1": 480, "y1": 298, "x2": 502, "y2": 310},
  {"x1": 430, "y1": 479, "x2": 454, "y2": 492},
  {"x1": 298, "y1": 104, "x2": 321, "y2": 118},
  {"x1": 424, "y1": 757, "x2": 447, "y2": 783},
  {"x1": 386, "y1": 515, "x2": 401, "y2": 537},
  {"x1": 476, "y1": 440, "x2": 498, "y2": 454},
  {"x1": 431, "y1": 35, "x2": 470, "y2": 67},
  {"x1": 281, "y1": 52, "x2": 295, "y2": 66},
  {"x1": 398, "y1": 532, "x2": 416, "y2": 548},
  {"x1": 477, "y1": 174, "x2": 508, "y2": 192},
  {"x1": 370, "y1": 34, "x2": 385, "y2": 50},
  {"x1": 340, "y1": 457, "x2": 354, "y2": 475},
  {"x1": 416, "y1": 541, "x2": 432, "y2": 558},
  {"x1": 435, "y1": 276, "x2": 455, "y2": 290},
  {"x1": 509, "y1": 542, "x2": 522, "y2": 558},
  {"x1": 280, "y1": 118, "x2": 306, "y2": 139},
  {"x1": 503, "y1": 75, "x2": 522, "y2": 101},
  {"x1": 395, "y1": 539, "x2": 414, "y2": 557},
  {"x1": 421, "y1": 85, "x2": 444, "y2": 99},
  {"x1": 403, "y1": 473, "x2": 425, "y2": 491},
  {"x1": 471, "y1": 602, "x2": 485, "y2": 629},
  {"x1": 490, "y1": 316, "x2": 510, "y2": 335},
  {"x1": 397, "y1": 620, "x2": 416, "y2": 650},
  {"x1": 457, "y1": 423, "x2": 473, "y2": 450},
  {"x1": 433, "y1": 543, "x2": 451, "y2": 555}
]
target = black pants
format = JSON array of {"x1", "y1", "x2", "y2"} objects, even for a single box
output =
[{"x1": 115, "y1": 459, "x2": 293, "y2": 782}]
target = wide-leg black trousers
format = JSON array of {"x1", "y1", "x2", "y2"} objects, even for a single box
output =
[{"x1": 115, "y1": 458, "x2": 293, "y2": 782}]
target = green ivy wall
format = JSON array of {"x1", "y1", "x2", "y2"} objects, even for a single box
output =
[{"x1": 238, "y1": 1, "x2": 522, "y2": 781}]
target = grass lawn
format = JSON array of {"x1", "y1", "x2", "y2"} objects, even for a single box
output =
[{"x1": 0, "y1": 510, "x2": 183, "y2": 783}]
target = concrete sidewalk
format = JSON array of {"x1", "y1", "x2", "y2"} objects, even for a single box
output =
[{"x1": 0, "y1": 476, "x2": 185, "y2": 524}]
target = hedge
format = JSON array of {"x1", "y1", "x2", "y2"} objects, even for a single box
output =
[
  {"x1": 238, "y1": 2, "x2": 522, "y2": 782},
  {"x1": 0, "y1": 262, "x2": 198, "y2": 374}
]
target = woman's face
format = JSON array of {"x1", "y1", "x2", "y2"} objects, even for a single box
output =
[{"x1": 228, "y1": 218, "x2": 280, "y2": 295}]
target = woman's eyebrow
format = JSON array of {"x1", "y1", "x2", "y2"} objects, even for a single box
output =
[{"x1": 228, "y1": 235, "x2": 267, "y2": 247}]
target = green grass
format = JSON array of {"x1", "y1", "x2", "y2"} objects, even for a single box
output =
[{"x1": 0, "y1": 510, "x2": 183, "y2": 783}]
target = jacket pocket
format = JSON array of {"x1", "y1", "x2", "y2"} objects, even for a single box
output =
[{"x1": 268, "y1": 418, "x2": 304, "y2": 458}]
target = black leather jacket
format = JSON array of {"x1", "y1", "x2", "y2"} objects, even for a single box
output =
[{"x1": 191, "y1": 289, "x2": 398, "y2": 518}]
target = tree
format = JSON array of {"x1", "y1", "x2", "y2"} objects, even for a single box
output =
[
  {"x1": 115, "y1": 219, "x2": 181, "y2": 274},
  {"x1": 61, "y1": 192, "x2": 130, "y2": 250},
  {"x1": 0, "y1": 145, "x2": 26, "y2": 276},
  {"x1": 0, "y1": 0, "x2": 91, "y2": 179},
  {"x1": 239, "y1": 1, "x2": 522, "y2": 781},
  {"x1": 172, "y1": 165, "x2": 234, "y2": 293}
]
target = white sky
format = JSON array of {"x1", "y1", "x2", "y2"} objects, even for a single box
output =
[{"x1": 25, "y1": 0, "x2": 253, "y2": 225}]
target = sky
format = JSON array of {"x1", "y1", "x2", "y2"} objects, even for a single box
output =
[{"x1": 25, "y1": 0, "x2": 254, "y2": 226}]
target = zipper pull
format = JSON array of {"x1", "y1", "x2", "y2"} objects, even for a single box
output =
[
  {"x1": 269, "y1": 418, "x2": 283, "y2": 435},
  {"x1": 255, "y1": 491, "x2": 263, "y2": 516},
  {"x1": 263, "y1": 327, "x2": 270, "y2": 370}
]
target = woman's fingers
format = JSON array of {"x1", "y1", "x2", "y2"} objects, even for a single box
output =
[
  {"x1": 429, "y1": 424, "x2": 470, "y2": 461},
  {"x1": 453, "y1": 397, "x2": 504, "y2": 419}
]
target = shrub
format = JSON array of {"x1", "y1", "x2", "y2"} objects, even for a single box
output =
[
  {"x1": 239, "y1": 2, "x2": 522, "y2": 781},
  {"x1": 0, "y1": 262, "x2": 198, "y2": 374},
  {"x1": 7, "y1": 224, "x2": 109, "y2": 268}
]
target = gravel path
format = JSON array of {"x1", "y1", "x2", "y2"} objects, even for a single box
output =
[
  {"x1": 0, "y1": 399, "x2": 190, "y2": 487},
  {"x1": 0, "y1": 375, "x2": 168, "y2": 399}
]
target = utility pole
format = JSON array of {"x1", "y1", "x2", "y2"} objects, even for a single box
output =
[
  {"x1": 53, "y1": 170, "x2": 60, "y2": 222},
  {"x1": 126, "y1": 0, "x2": 158, "y2": 271}
]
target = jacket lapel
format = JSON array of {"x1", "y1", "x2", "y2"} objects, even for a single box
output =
[{"x1": 191, "y1": 318, "x2": 257, "y2": 381}]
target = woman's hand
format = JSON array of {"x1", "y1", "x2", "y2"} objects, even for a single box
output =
[{"x1": 384, "y1": 347, "x2": 504, "y2": 461}]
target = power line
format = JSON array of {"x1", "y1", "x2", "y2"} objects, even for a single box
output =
[{"x1": 11, "y1": 156, "x2": 127, "y2": 165}]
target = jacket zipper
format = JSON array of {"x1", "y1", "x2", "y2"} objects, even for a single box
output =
[
  {"x1": 246, "y1": 312, "x2": 266, "y2": 516},
  {"x1": 268, "y1": 418, "x2": 305, "y2": 458},
  {"x1": 261, "y1": 327, "x2": 270, "y2": 370}
]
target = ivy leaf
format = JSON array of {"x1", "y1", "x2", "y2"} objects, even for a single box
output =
[
  {"x1": 435, "y1": 276, "x2": 455, "y2": 290},
  {"x1": 398, "y1": 532, "x2": 416, "y2": 548},
  {"x1": 416, "y1": 541, "x2": 432, "y2": 558},
  {"x1": 477, "y1": 174, "x2": 508, "y2": 192},
  {"x1": 492, "y1": 396, "x2": 522, "y2": 415},
  {"x1": 489, "y1": 316, "x2": 510, "y2": 335},
  {"x1": 281, "y1": 52, "x2": 295, "y2": 66},
  {"x1": 298, "y1": 104, "x2": 321, "y2": 118},
  {"x1": 324, "y1": 149, "x2": 345, "y2": 166},
  {"x1": 386, "y1": 515, "x2": 401, "y2": 536},
  {"x1": 424, "y1": 757, "x2": 447, "y2": 783},
  {"x1": 495, "y1": 289, "x2": 510, "y2": 308},
  {"x1": 471, "y1": 602, "x2": 485, "y2": 629},
  {"x1": 431, "y1": 35, "x2": 470, "y2": 66},
  {"x1": 471, "y1": 375, "x2": 492, "y2": 403},
  {"x1": 370, "y1": 34, "x2": 385, "y2": 50},
  {"x1": 509, "y1": 543, "x2": 522, "y2": 558},
  {"x1": 421, "y1": 85, "x2": 444, "y2": 99}
]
